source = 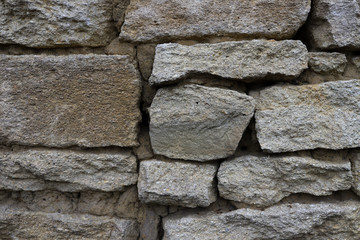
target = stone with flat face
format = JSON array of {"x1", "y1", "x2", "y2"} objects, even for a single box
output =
[
  {"x1": 149, "y1": 41, "x2": 308, "y2": 85},
  {"x1": 308, "y1": 52, "x2": 347, "y2": 74},
  {"x1": 0, "y1": 0, "x2": 116, "y2": 47},
  {"x1": 149, "y1": 84, "x2": 255, "y2": 161},
  {"x1": 0, "y1": 55, "x2": 141, "y2": 147},
  {"x1": 254, "y1": 79, "x2": 360, "y2": 153},
  {"x1": 119, "y1": 0, "x2": 311, "y2": 43}
]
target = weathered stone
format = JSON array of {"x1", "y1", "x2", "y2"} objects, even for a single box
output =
[
  {"x1": 149, "y1": 41, "x2": 308, "y2": 85},
  {"x1": 119, "y1": 0, "x2": 310, "y2": 43},
  {"x1": 138, "y1": 159, "x2": 217, "y2": 208},
  {"x1": 105, "y1": 39, "x2": 136, "y2": 58},
  {"x1": 0, "y1": 207, "x2": 139, "y2": 239},
  {"x1": 254, "y1": 79, "x2": 360, "y2": 153},
  {"x1": 115, "y1": 186, "x2": 140, "y2": 219},
  {"x1": 352, "y1": 56, "x2": 360, "y2": 68},
  {"x1": 0, "y1": 146, "x2": 138, "y2": 192},
  {"x1": 308, "y1": 0, "x2": 360, "y2": 50},
  {"x1": 134, "y1": 126, "x2": 154, "y2": 160},
  {"x1": 0, "y1": 0, "x2": 115, "y2": 48},
  {"x1": 350, "y1": 150, "x2": 360, "y2": 196},
  {"x1": 163, "y1": 201, "x2": 360, "y2": 240},
  {"x1": 0, "y1": 55, "x2": 141, "y2": 147},
  {"x1": 309, "y1": 52, "x2": 347, "y2": 74},
  {"x1": 137, "y1": 205, "x2": 161, "y2": 240},
  {"x1": 218, "y1": 152, "x2": 352, "y2": 207},
  {"x1": 113, "y1": 0, "x2": 131, "y2": 30},
  {"x1": 149, "y1": 84, "x2": 255, "y2": 161},
  {"x1": 78, "y1": 192, "x2": 119, "y2": 216},
  {"x1": 137, "y1": 44, "x2": 157, "y2": 80}
]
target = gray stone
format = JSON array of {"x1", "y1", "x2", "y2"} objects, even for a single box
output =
[
  {"x1": 163, "y1": 201, "x2": 360, "y2": 240},
  {"x1": 138, "y1": 159, "x2": 217, "y2": 208},
  {"x1": 218, "y1": 152, "x2": 352, "y2": 207},
  {"x1": 0, "y1": 0, "x2": 115, "y2": 48},
  {"x1": 0, "y1": 146, "x2": 138, "y2": 192},
  {"x1": 137, "y1": 44, "x2": 157, "y2": 80},
  {"x1": 309, "y1": 52, "x2": 347, "y2": 74},
  {"x1": 149, "y1": 41, "x2": 308, "y2": 85},
  {"x1": 352, "y1": 56, "x2": 360, "y2": 68},
  {"x1": 78, "y1": 192, "x2": 119, "y2": 216},
  {"x1": 0, "y1": 55, "x2": 141, "y2": 147},
  {"x1": 0, "y1": 207, "x2": 139, "y2": 239},
  {"x1": 254, "y1": 79, "x2": 360, "y2": 153},
  {"x1": 308, "y1": 0, "x2": 360, "y2": 50},
  {"x1": 149, "y1": 84, "x2": 255, "y2": 161},
  {"x1": 119, "y1": 0, "x2": 310, "y2": 43},
  {"x1": 350, "y1": 150, "x2": 360, "y2": 196}
]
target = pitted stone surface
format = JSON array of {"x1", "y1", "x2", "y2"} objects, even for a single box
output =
[
  {"x1": 0, "y1": 0, "x2": 115, "y2": 47},
  {"x1": 0, "y1": 147, "x2": 138, "y2": 192},
  {"x1": 254, "y1": 79, "x2": 360, "y2": 153},
  {"x1": 149, "y1": 41, "x2": 308, "y2": 85},
  {"x1": 350, "y1": 150, "x2": 360, "y2": 196},
  {"x1": 218, "y1": 152, "x2": 352, "y2": 207},
  {"x1": 0, "y1": 55, "x2": 141, "y2": 147},
  {"x1": 149, "y1": 84, "x2": 255, "y2": 161},
  {"x1": 119, "y1": 0, "x2": 311, "y2": 43},
  {"x1": 138, "y1": 159, "x2": 217, "y2": 208},
  {"x1": 163, "y1": 201, "x2": 360, "y2": 240},
  {"x1": 309, "y1": 52, "x2": 347, "y2": 74}
]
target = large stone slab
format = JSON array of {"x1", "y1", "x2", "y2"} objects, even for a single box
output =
[
  {"x1": 119, "y1": 0, "x2": 311, "y2": 43},
  {"x1": 350, "y1": 150, "x2": 360, "y2": 196},
  {"x1": 0, "y1": 55, "x2": 141, "y2": 147},
  {"x1": 308, "y1": 0, "x2": 360, "y2": 50},
  {"x1": 0, "y1": 146, "x2": 138, "y2": 192},
  {"x1": 149, "y1": 41, "x2": 308, "y2": 85},
  {"x1": 218, "y1": 152, "x2": 352, "y2": 207},
  {"x1": 0, "y1": 0, "x2": 115, "y2": 48},
  {"x1": 163, "y1": 201, "x2": 360, "y2": 240},
  {"x1": 254, "y1": 79, "x2": 360, "y2": 153},
  {"x1": 138, "y1": 159, "x2": 217, "y2": 208},
  {"x1": 0, "y1": 207, "x2": 139, "y2": 239},
  {"x1": 149, "y1": 84, "x2": 255, "y2": 161}
]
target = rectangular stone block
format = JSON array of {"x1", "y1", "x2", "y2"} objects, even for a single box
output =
[
  {"x1": 254, "y1": 79, "x2": 360, "y2": 153},
  {"x1": 119, "y1": 0, "x2": 311, "y2": 42},
  {"x1": 0, "y1": 146, "x2": 138, "y2": 192},
  {"x1": 0, "y1": 55, "x2": 141, "y2": 147},
  {"x1": 0, "y1": 0, "x2": 115, "y2": 47}
]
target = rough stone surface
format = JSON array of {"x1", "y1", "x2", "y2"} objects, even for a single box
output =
[
  {"x1": 119, "y1": 0, "x2": 311, "y2": 43},
  {"x1": 0, "y1": 0, "x2": 115, "y2": 48},
  {"x1": 309, "y1": 52, "x2": 347, "y2": 74},
  {"x1": 149, "y1": 41, "x2": 308, "y2": 85},
  {"x1": 163, "y1": 201, "x2": 360, "y2": 240},
  {"x1": 350, "y1": 150, "x2": 360, "y2": 196},
  {"x1": 149, "y1": 84, "x2": 255, "y2": 161},
  {"x1": 308, "y1": 0, "x2": 360, "y2": 50},
  {"x1": 352, "y1": 56, "x2": 360, "y2": 68},
  {"x1": 0, "y1": 147, "x2": 138, "y2": 192},
  {"x1": 138, "y1": 159, "x2": 217, "y2": 208},
  {"x1": 218, "y1": 152, "x2": 352, "y2": 207},
  {"x1": 0, "y1": 55, "x2": 141, "y2": 147},
  {"x1": 254, "y1": 79, "x2": 360, "y2": 153},
  {"x1": 0, "y1": 207, "x2": 139, "y2": 239},
  {"x1": 137, "y1": 44, "x2": 157, "y2": 80}
]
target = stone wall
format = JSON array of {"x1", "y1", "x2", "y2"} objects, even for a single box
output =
[{"x1": 1, "y1": 0, "x2": 360, "y2": 239}]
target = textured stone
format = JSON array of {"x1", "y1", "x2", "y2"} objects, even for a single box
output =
[
  {"x1": 119, "y1": 0, "x2": 310, "y2": 42},
  {"x1": 163, "y1": 201, "x2": 360, "y2": 240},
  {"x1": 0, "y1": 147, "x2": 138, "y2": 192},
  {"x1": 78, "y1": 192, "x2": 119, "y2": 216},
  {"x1": 0, "y1": 207, "x2": 139, "y2": 239},
  {"x1": 149, "y1": 84, "x2": 255, "y2": 161},
  {"x1": 309, "y1": 52, "x2": 347, "y2": 74},
  {"x1": 352, "y1": 56, "x2": 360, "y2": 68},
  {"x1": 350, "y1": 150, "x2": 360, "y2": 196},
  {"x1": 137, "y1": 44, "x2": 157, "y2": 80},
  {"x1": 308, "y1": 0, "x2": 360, "y2": 50},
  {"x1": 0, "y1": 55, "x2": 141, "y2": 147},
  {"x1": 0, "y1": 0, "x2": 115, "y2": 48},
  {"x1": 218, "y1": 152, "x2": 352, "y2": 207},
  {"x1": 138, "y1": 159, "x2": 217, "y2": 208},
  {"x1": 254, "y1": 79, "x2": 360, "y2": 153},
  {"x1": 149, "y1": 41, "x2": 308, "y2": 85}
]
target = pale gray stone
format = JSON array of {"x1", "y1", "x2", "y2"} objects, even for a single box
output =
[
  {"x1": 138, "y1": 159, "x2": 217, "y2": 208},
  {"x1": 119, "y1": 0, "x2": 310, "y2": 42},
  {"x1": 0, "y1": 207, "x2": 139, "y2": 239},
  {"x1": 0, "y1": 146, "x2": 138, "y2": 192},
  {"x1": 309, "y1": 52, "x2": 347, "y2": 74},
  {"x1": 163, "y1": 201, "x2": 360, "y2": 240},
  {"x1": 254, "y1": 79, "x2": 360, "y2": 153},
  {"x1": 308, "y1": 0, "x2": 360, "y2": 50},
  {"x1": 352, "y1": 56, "x2": 360, "y2": 68},
  {"x1": 149, "y1": 41, "x2": 308, "y2": 85},
  {"x1": 149, "y1": 84, "x2": 255, "y2": 161},
  {"x1": 0, "y1": 55, "x2": 141, "y2": 147},
  {"x1": 350, "y1": 150, "x2": 360, "y2": 196},
  {"x1": 0, "y1": 0, "x2": 115, "y2": 48},
  {"x1": 218, "y1": 152, "x2": 352, "y2": 207}
]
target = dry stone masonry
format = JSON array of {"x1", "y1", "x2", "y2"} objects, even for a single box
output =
[{"x1": 1, "y1": 0, "x2": 360, "y2": 239}]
